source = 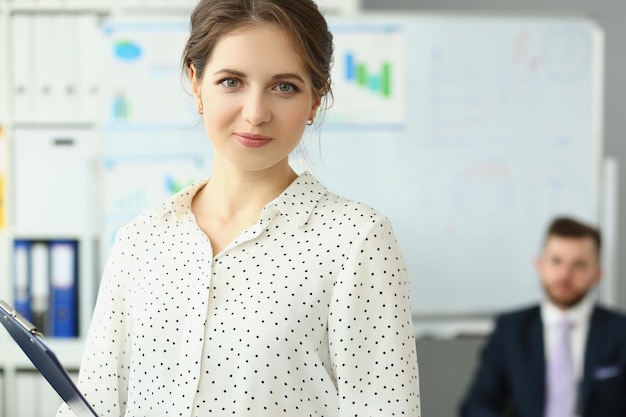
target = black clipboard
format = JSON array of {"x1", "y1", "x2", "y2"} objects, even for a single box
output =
[{"x1": 0, "y1": 300, "x2": 99, "y2": 417}]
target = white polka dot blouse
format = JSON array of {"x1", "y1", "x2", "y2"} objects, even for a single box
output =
[{"x1": 56, "y1": 171, "x2": 420, "y2": 417}]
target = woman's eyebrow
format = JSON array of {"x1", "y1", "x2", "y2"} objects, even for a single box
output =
[
  {"x1": 213, "y1": 68, "x2": 246, "y2": 77},
  {"x1": 212, "y1": 69, "x2": 306, "y2": 86},
  {"x1": 272, "y1": 73, "x2": 306, "y2": 83}
]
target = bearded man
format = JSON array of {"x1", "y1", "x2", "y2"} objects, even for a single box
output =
[{"x1": 460, "y1": 216, "x2": 626, "y2": 417}]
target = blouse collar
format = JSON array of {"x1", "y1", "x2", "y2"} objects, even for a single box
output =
[{"x1": 156, "y1": 170, "x2": 328, "y2": 229}]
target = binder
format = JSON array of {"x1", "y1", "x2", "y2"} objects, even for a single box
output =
[
  {"x1": 76, "y1": 14, "x2": 103, "y2": 122},
  {"x1": 48, "y1": 13, "x2": 67, "y2": 121},
  {"x1": 0, "y1": 300, "x2": 99, "y2": 417},
  {"x1": 30, "y1": 242, "x2": 50, "y2": 334},
  {"x1": 10, "y1": 13, "x2": 34, "y2": 121},
  {"x1": 49, "y1": 240, "x2": 78, "y2": 338},
  {"x1": 13, "y1": 239, "x2": 32, "y2": 322},
  {"x1": 57, "y1": 14, "x2": 81, "y2": 120},
  {"x1": 13, "y1": 128, "x2": 95, "y2": 234},
  {"x1": 33, "y1": 13, "x2": 56, "y2": 122}
]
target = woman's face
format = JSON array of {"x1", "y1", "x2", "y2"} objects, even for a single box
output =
[{"x1": 190, "y1": 25, "x2": 320, "y2": 174}]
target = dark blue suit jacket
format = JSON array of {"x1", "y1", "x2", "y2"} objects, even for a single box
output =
[{"x1": 460, "y1": 305, "x2": 626, "y2": 417}]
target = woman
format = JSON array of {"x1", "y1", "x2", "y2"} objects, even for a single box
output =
[{"x1": 58, "y1": 0, "x2": 420, "y2": 415}]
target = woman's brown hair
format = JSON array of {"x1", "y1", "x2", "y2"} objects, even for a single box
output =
[{"x1": 182, "y1": 0, "x2": 333, "y2": 106}]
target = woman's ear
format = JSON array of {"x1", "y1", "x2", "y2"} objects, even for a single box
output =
[
  {"x1": 189, "y1": 64, "x2": 203, "y2": 113},
  {"x1": 309, "y1": 96, "x2": 322, "y2": 122}
]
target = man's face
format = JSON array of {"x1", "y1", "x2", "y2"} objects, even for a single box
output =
[{"x1": 537, "y1": 235, "x2": 602, "y2": 310}]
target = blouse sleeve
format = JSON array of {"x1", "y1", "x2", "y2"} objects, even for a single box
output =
[
  {"x1": 328, "y1": 214, "x2": 421, "y2": 417},
  {"x1": 56, "y1": 229, "x2": 134, "y2": 417}
]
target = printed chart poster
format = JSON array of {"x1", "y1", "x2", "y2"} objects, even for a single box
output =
[
  {"x1": 326, "y1": 23, "x2": 407, "y2": 127},
  {"x1": 102, "y1": 18, "x2": 197, "y2": 127}
]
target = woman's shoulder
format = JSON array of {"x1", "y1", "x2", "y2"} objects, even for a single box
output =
[
  {"x1": 116, "y1": 177, "x2": 210, "y2": 237},
  {"x1": 299, "y1": 172, "x2": 391, "y2": 225},
  {"x1": 321, "y1": 189, "x2": 387, "y2": 219}
]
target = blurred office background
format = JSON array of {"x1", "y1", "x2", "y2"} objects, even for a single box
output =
[
  {"x1": 0, "y1": 0, "x2": 624, "y2": 416},
  {"x1": 362, "y1": 1, "x2": 624, "y2": 415}
]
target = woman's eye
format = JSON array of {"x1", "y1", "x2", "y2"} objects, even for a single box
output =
[
  {"x1": 277, "y1": 82, "x2": 294, "y2": 93},
  {"x1": 222, "y1": 78, "x2": 240, "y2": 88}
]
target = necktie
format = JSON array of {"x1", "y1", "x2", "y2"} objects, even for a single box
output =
[{"x1": 545, "y1": 318, "x2": 577, "y2": 417}]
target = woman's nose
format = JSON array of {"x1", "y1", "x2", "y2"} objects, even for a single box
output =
[{"x1": 241, "y1": 90, "x2": 271, "y2": 126}]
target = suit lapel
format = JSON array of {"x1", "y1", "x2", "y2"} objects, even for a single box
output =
[
  {"x1": 528, "y1": 308, "x2": 546, "y2": 416},
  {"x1": 581, "y1": 306, "x2": 604, "y2": 416}
]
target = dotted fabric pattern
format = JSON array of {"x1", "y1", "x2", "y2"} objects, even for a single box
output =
[{"x1": 56, "y1": 171, "x2": 420, "y2": 417}]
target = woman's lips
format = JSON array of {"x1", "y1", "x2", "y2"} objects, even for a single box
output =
[{"x1": 234, "y1": 133, "x2": 273, "y2": 148}]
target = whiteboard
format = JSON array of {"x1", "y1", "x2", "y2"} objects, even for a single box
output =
[
  {"x1": 303, "y1": 14, "x2": 603, "y2": 315},
  {"x1": 100, "y1": 13, "x2": 603, "y2": 316}
]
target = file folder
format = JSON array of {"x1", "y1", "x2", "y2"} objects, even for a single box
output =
[
  {"x1": 0, "y1": 300, "x2": 99, "y2": 417},
  {"x1": 50, "y1": 240, "x2": 78, "y2": 338},
  {"x1": 30, "y1": 241, "x2": 50, "y2": 334},
  {"x1": 33, "y1": 14, "x2": 56, "y2": 122},
  {"x1": 12, "y1": 239, "x2": 32, "y2": 322}
]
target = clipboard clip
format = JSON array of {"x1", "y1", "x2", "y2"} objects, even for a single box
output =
[{"x1": 0, "y1": 299, "x2": 44, "y2": 338}]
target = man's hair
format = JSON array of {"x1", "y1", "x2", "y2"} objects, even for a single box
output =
[{"x1": 545, "y1": 216, "x2": 602, "y2": 256}]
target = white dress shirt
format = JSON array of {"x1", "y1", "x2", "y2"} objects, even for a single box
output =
[
  {"x1": 541, "y1": 293, "x2": 594, "y2": 383},
  {"x1": 57, "y1": 171, "x2": 421, "y2": 417}
]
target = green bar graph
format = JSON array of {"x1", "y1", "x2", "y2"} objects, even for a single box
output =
[
  {"x1": 381, "y1": 62, "x2": 391, "y2": 97},
  {"x1": 357, "y1": 64, "x2": 367, "y2": 86},
  {"x1": 346, "y1": 52, "x2": 392, "y2": 98}
]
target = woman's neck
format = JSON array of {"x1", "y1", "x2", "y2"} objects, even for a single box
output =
[
  {"x1": 195, "y1": 163, "x2": 298, "y2": 221},
  {"x1": 190, "y1": 163, "x2": 299, "y2": 255}
]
